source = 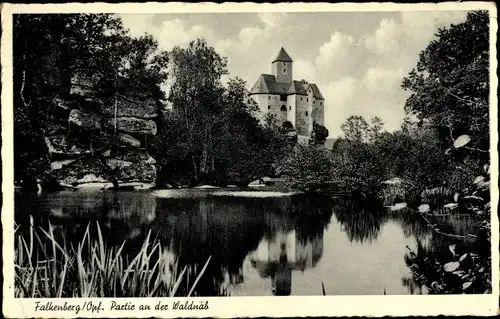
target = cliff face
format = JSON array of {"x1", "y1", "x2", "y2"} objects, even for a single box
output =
[{"x1": 44, "y1": 71, "x2": 159, "y2": 190}]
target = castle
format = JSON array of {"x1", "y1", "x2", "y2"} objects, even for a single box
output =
[{"x1": 249, "y1": 47, "x2": 325, "y2": 138}]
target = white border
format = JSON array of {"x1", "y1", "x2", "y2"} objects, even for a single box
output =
[{"x1": 1, "y1": 2, "x2": 498, "y2": 318}]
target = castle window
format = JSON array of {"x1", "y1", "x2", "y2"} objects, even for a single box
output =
[
  {"x1": 280, "y1": 105, "x2": 287, "y2": 112},
  {"x1": 268, "y1": 96, "x2": 271, "y2": 100},
  {"x1": 268, "y1": 105, "x2": 271, "y2": 110},
  {"x1": 280, "y1": 94, "x2": 287, "y2": 101},
  {"x1": 320, "y1": 101, "x2": 323, "y2": 105},
  {"x1": 283, "y1": 68, "x2": 287, "y2": 74},
  {"x1": 289, "y1": 106, "x2": 291, "y2": 110},
  {"x1": 305, "y1": 111, "x2": 308, "y2": 116},
  {"x1": 307, "y1": 98, "x2": 309, "y2": 102},
  {"x1": 300, "y1": 97, "x2": 303, "y2": 101}
]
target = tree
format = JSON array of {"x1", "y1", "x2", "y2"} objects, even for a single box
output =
[
  {"x1": 340, "y1": 115, "x2": 369, "y2": 143},
  {"x1": 369, "y1": 116, "x2": 384, "y2": 142},
  {"x1": 278, "y1": 144, "x2": 333, "y2": 194},
  {"x1": 401, "y1": 11, "x2": 489, "y2": 157},
  {"x1": 168, "y1": 39, "x2": 228, "y2": 185},
  {"x1": 310, "y1": 122, "x2": 329, "y2": 145},
  {"x1": 212, "y1": 78, "x2": 268, "y2": 185}
]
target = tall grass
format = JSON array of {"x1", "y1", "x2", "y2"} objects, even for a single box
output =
[
  {"x1": 421, "y1": 186, "x2": 455, "y2": 213},
  {"x1": 14, "y1": 216, "x2": 214, "y2": 298}
]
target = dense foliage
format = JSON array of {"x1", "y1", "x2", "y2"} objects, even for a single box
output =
[{"x1": 401, "y1": 11, "x2": 489, "y2": 160}]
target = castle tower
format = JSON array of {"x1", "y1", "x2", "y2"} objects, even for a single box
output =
[{"x1": 271, "y1": 47, "x2": 293, "y2": 83}]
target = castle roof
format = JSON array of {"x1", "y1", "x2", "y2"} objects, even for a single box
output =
[
  {"x1": 250, "y1": 74, "x2": 324, "y2": 100},
  {"x1": 272, "y1": 47, "x2": 293, "y2": 63},
  {"x1": 309, "y1": 84, "x2": 325, "y2": 100}
]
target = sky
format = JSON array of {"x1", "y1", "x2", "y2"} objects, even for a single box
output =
[{"x1": 119, "y1": 11, "x2": 469, "y2": 137}]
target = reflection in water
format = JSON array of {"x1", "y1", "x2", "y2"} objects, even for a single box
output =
[
  {"x1": 331, "y1": 197, "x2": 389, "y2": 243},
  {"x1": 14, "y1": 190, "x2": 480, "y2": 296},
  {"x1": 250, "y1": 227, "x2": 325, "y2": 295}
]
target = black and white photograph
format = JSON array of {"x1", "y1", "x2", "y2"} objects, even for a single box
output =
[{"x1": 1, "y1": 2, "x2": 498, "y2": 317}]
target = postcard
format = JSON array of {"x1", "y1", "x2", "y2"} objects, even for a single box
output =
[{"x1": 1, "y1": 2, "x2": 498, "y2": 317}]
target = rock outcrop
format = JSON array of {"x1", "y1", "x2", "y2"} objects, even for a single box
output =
[
  {"x1": 53, "y1": 158, "x2": 114, "y2": 187},
  {"x1": 107, "y1": 117, "x2": 157, "y2": 136},
  {"x1": 116, "y1": 133, "x2": 141, "y2": 148},
  {"x1": 102, "y1": 96, "x2": 158, "y2": 119},
  {"x1": 68, "y1": 109, "x2": 101, "y2": 131},
  {"x1": 43, "y1": 70, "x2": 159, "y2": 190}
]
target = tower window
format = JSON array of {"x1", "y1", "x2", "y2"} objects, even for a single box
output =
[
  {"x1": 307, "y1": 98, "x2": 309, "y2": 102},
  {"x1": 320, "y1": 102, "x2": 323, "y2": 105},
  {"x1": 268, "y1": 105, "x2": 271, "y2": 110},
  {"x1": 289, "y1": 106, "x2": 291, "y2": 110},
  {"x1": 268, "y1": 96, "x2": 271, "y2": 100},
  {"x1": 283, "y1": 68, "x2": 287, "y2": 74},
  {"x1": 305, "y1": 111, "x2": 308, "y2": 116},
  {"x1": 300, "y1": 97, "x2": 303, "y2": 101}
]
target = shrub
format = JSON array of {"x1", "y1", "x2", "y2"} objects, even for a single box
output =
[{"x1": 277, "y1": 144, "x2": 333, "y2": 194}]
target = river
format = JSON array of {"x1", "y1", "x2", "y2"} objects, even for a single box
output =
[{"x1": 14, "y1": 188, "x2": 479, "y2": 296}]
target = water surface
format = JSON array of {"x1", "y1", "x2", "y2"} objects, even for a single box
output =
[{"x1": 15, "y1": 189, "x2": 478, "y2": 296}]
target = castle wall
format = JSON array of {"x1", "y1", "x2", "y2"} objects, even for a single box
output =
[
  {"x1": 312, "y1": 99, "x2": 325, "y2": 126},
  {"x1": 251, "y1": 94, "x2": 283, "y2": 121},
  {"x1": 251, "y1": 94, "x2": 268, "y2": 118},
  {"x1": 295, "y1": 94, "x2": 312, "y2": 136},
  {"x1": 268, "y1": 94, "x2": 283, "y2": 119},
  {"x1": 286, "y1": 95, "x2": 296, "y2": 127}
]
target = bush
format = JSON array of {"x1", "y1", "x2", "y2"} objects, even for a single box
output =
[{"x1": 278, "y1": 144, "x2": 333, "y2": 194}]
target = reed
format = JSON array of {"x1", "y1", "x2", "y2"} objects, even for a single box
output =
[
  {"x1": 14, "y1": 216, "x2": 213, "y2": 298},
  {"x1": 420, "y1": 186, "x2": 455, "y2": 212}
]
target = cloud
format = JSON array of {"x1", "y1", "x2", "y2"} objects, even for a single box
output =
[
  {"x1": 155, "y1": 19, "x2": 217, "y2": 51},
  {"x1": 362, "y1": 67, "x2": 405, "y2": 96},
  {"x1": 363, "y1": 18, "x2": 402, "y2": 55},
  {"x1": 257, "y1": 12, "x2": 288, "y2": 30},
  {"x1": 314, "y1": 11, "x2": 467, "y2": 136},
  {"x1": 315, "y1": 31, "x2": 356, "y2": 81},
  {"x1": 119, "y1": 14, "x2": 217, "y2": 51},
  {"x1": 118, "y1": 11, "x2": 469, "y2": 137},
  {"x1": 293, "y1": 59, "x2": 316, "y2": 82},
  {"x1": 323, "y1": 77, "x2": 357, "y2": 136}
]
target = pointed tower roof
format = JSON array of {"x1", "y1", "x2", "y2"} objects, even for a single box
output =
[{"x1": 272, "y1": 47, "x2": 293, "y2": 63}]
